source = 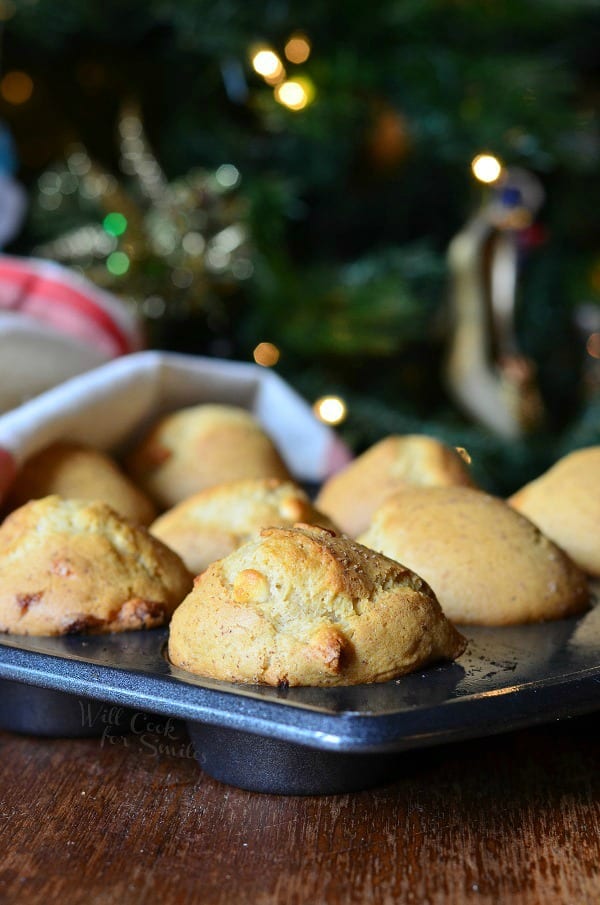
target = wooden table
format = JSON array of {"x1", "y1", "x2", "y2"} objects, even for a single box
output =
[{"x1": 1, "y1": 712, "x2": 599, "y2": 904}]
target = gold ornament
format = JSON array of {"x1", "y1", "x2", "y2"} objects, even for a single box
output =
[{"x1": 32, "y1": 103, "x2": 252, "y2": 322}]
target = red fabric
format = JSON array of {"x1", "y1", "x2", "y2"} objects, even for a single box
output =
[{"x1": 0, "y1": 258, "x2": 138, "y2": 356}]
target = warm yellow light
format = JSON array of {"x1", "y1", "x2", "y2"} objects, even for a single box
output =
[
  {"x1": 252, "y1": 49, "x2": 284, "y2": 80},
  {"x1": 275, "y1": 79, "x2": 312, "y2": 111},
  {"x1": 314, "y1": 396, "x2": 347, "y2": 425},
  {"x1": 586, "y1": 333, "x2": 600, "y2": 359},
  {"x1": 253, "y1": 342, "x2": 280, "y2": 367},
  {"x1": 455, "y1": 446, "x2": 472, "y2": 465},
  {"x1": 0, "y1": 0, "x2": 16, "y2": 21},
  {"x1": 1, "y1": 70, "x2": 33, "y2": 105},
  {"x1": 471, "y1": 153, "x2": 502, "y2": 184},
  {"x1": 263, "y1": 68, "x2": 286, "y2": 87},
  {"x1": 284, "y1": 34, "x2": 311, "y2": 64}
]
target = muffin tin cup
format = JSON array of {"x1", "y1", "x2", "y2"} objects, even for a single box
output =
[
  {"x1": 1, "y1": 615, "x2": 599, "y2": 795},
  {"x1": 0, "y1": 678, "x2": 136, "y2": 738},
  {"x1": 187, "y1": 722, "x2": 406, "y2": 795}
]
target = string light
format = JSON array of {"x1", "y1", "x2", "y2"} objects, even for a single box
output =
[
  {"x1": 253, "y1": 342, "x2": 280, "y2": 367},
  {"x1": 67, "y1": 149, "x2": 92, "y2": 176},
  {"x1": 251, "y1": 48, "x2": 284, "y2": 83},
  {"x1": 471, "y1": 153, "x2": 502, "y2": 184},
  {"x1": 313, "y1": 396, "x2": 347, "y2": 425},
  {"x1": 103, "y1": 212, "x2": 128, "y2": 237},
  {"x1": 274, "y1": 78, "x2": 314, "y2": 111},
  {"x1": 182, "y1": 232, "x2": 206, "y2": 256},
  {"x1": 106, "y1": 251, "x2": 130, "y2": 276},
  {"x1": 211, "y1": 224, "x2": 246, "y2": 254},
  {"x1": 205, "y1": 247, "x2": 229, "y2": 271},
  {"x1": 0, "y1": 70, "x2": 33, "y2": 105},
  {"x1": 284, "y1": 33, "x2": 311, "y2": 64},
  {"x1": 215, "y1": 164, "x2": 241, "y2": 188},
  {"x1": 38, "y1": 172, "x2": 61, "y2": 195}
]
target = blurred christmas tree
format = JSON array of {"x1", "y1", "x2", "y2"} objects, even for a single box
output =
[{"x1": 2, "y1": 0, "x2": 600, "y2": 493}]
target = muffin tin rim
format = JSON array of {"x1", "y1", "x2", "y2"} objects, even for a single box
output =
[{"x1": 1, "y1": 618, "x2": 600, "y2": 755}]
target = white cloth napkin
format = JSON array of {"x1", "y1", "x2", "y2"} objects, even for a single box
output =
[
  {"x1": 0, "y1": 351, "x2": 351, "y2": 503},
  {"x1": 0, "y1": 312, "x2": 110, "y2": 415},
  {"x1": 0, "y1": 253, "x2": 145, "y2": 416}
]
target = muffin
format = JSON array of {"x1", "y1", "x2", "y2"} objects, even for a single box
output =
[
  {"x1": 168, "y1": 523, "x2": 466, "y2": 686},
  {"x1": 315, "y1": 434, "x2": 476, "y2": 537},
  {"x1": 0, "y1": 495, "x2": 193, "y2": 636},
  {"x1": 125, "y1": 404, "x2": 292, "y2": 510},
  {"x1": 509, "y1": 446, "x2": 600, "y2": 577},
  {"x1": 358, "y1": 486, "x2": 589, "y2": 626},
  {"x1": 150, "y1": 477, "x2": 338, "y2": 575},
  {"x1": 4, "y1": 441, "x2": 157, "y2": 526}
]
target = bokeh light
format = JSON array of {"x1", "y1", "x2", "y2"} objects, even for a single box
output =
[
  {"x1": 215, "y1": 164, "x2": 241, "y2": 188},
  {"x1": 251, "y1": 49, "x2": 284, "y2": 82},
  {"x1": 253, "y1": 342, "x2": 280, "y2": 367},
  {"x1": 313, "y1": 395, "x2": 347, "y2": 425},
  {"x1": 284, "y1": 34, "x2": 311, "y2": 64},
  {"x1": 102, "y1": 212, "x2": 128, "y2": 237},
  {"x1": 471, "y1": 153, "x2": 502, "y2": 184},
  {"x1": 106, "y1": 251, "x2": 130, "y2": 276},
  {"x1": 274, "y1": 79, "x2": 314, "y2": 111},
  {"x1": 182, "y1": 232, "x2": 206, "y2": 256},
  {"x1": 0, "y1": 70, "x2": 34, "y2": 105}
]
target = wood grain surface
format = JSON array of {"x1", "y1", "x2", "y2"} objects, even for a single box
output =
[{"x1": 1, "y1": 713, "x2": 599, "y2": 905}]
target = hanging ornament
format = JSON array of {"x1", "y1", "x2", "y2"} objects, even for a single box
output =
[
  {"x1": 29, "y1": 103, "x2": 253, "y2": 324},
  {"x1": 444, "y1": 166, "x2": 546, "y2": 439}
]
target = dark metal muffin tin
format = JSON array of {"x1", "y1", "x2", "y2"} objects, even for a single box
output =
[{"x1": 1, "y1": 606, "x2": 599, "y2": 795}]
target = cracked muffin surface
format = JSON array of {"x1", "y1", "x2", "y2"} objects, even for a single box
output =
[
  {"x1": 168, "y1": 523, "x2": 466, "y2": 686},
  {"x1": 0, "y1": 495, "x2": 193, "y2": 635}
]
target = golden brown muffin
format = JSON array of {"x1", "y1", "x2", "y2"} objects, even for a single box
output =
[
  {"x1": 150, "y1": 477, "x2": 338, "y2": 575},
  {"x1": 508, "y1": 447, "x2": 600, "y2": 577},
  {"x1": 168, "y1": 523, "x2": 466, "y2": 686},
  {"x1": 0, "y1": 495, "x2": 193, "y2": 636},
  {"x1": 125, "y1": 404, "x2": 292, "y2": 510},
  {"x1": 315, "y1": 434, "x2": 476, "y2": 537},
  {"x1": 358, "y1": 486, "x2": 589, "y2": 626},
  {"x1": 5, "y1": 441, "x2": 157, "y2": 526}
]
